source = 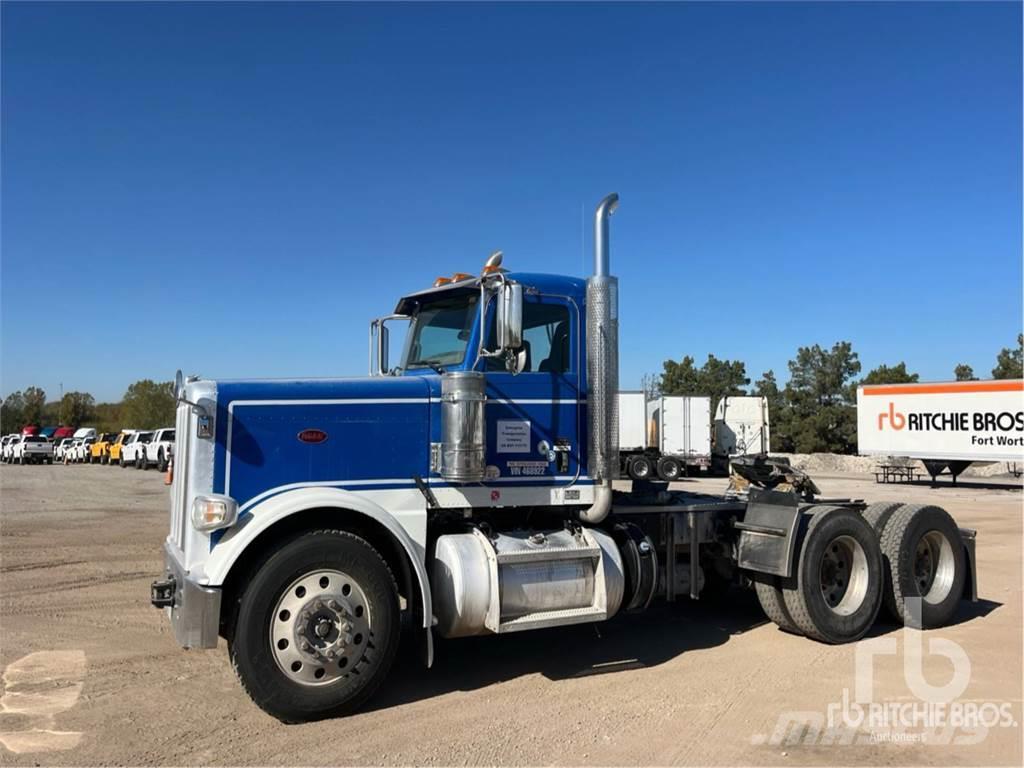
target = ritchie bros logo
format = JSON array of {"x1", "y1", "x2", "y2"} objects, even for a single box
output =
[{"x1": 878, "y1": 402, "x2": 1024, "y2": 445}]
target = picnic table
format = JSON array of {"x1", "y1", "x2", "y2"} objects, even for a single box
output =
[{"x1": 874, "y1": 463, "x2": 923, "y2": 484}]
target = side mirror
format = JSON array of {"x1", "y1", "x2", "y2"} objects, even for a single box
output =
[
  {"x1": 174, "y1": 368, "x2": 208, "y2": 417},
  {"x1": 496, "y1": 283, "x2": 523, "y2": 351}
]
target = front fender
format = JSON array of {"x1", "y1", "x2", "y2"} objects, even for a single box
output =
[{"x1": 203, "y1": 486, "x2": 431, "y2": 629}]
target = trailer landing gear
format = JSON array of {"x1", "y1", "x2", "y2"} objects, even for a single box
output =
[{"x1": 922, "y1": 460, "x2": 973, "y2": 485}]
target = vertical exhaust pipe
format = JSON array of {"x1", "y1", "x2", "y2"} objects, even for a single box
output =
[{"x1": 580, "y1": 193, "x2": 620, "y2": 524}]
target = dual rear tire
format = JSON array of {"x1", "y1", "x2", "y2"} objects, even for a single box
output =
[
  {"x1": 626, "y1": 455, "x2": 683, "y2": 482},
  {"x1": 756, "y1": 506, "x2": 883, "y2": 644},
  {"x1": 756, "y1": 502, "x2": 967, "y2": 640}
]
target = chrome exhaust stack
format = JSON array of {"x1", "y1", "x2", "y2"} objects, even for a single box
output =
[{"x1": 581, "y1": 193, "x2": 619, "y2": 524}]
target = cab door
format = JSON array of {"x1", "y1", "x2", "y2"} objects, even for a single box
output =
[{"x1": 482, "y1": 292, "x2": 583, "y2": 485}]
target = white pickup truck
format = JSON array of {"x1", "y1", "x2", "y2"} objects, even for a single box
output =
[
  {"x1": 13, "y1": 435, "x2": 54, "y2": 465},
  {"x1": 1, "y1": 435, "x2": 19, "y2": 463},
  {"x1": 143, "y1": 428, "x2": 174, "y2": 471},
  {"x1": 121, "y1": 431, "x2": 152, "y2": 468}
]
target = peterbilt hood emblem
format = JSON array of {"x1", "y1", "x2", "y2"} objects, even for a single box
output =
[{"x1": 297, "y1": 429, "x2": 329, "y2": 444}]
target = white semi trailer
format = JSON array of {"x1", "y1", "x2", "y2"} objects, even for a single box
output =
[
  {"x1": 857, "y1": 379, "x2": 1024, "y2": 483},
  {"x1": 617, "y1": 392, "x2": 711, "y2": 479},
  {"x1": 713, "y1": 395, "x2": 770, "y2": 472}
]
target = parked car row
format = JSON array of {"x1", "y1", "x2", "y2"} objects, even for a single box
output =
[
  {"x1": 2, "y1": 427, "x2": 174, "y2": 470},
  {"x1": 0, "y1": 434, "x2": 55, "y2": 464}
]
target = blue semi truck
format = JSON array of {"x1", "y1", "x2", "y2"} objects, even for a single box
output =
[{"x1": 152, "y1": 194, "x2": 977, "y2": 722}]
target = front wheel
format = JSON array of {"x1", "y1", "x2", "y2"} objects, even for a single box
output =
[
  {"x1": 157, "y1": 450, "x2": 168, "y2": 473},
  {"x1": 229, "y1": 529, "x2": 401, "y2": 723}
]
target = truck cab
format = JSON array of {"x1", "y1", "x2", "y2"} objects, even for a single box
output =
[{"x1": 153, "y1": 194, "x2": 976, "y2": 724}]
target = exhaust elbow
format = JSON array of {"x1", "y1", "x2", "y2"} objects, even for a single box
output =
[
  {"x1": 593, "y1": 193, "x2": 619, "y2": 277},
  {"x1": 578, "y1": 483, "x2": 612, "y2": 524}
]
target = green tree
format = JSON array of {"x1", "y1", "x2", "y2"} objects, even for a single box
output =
[
  {"x1": 22, "y1": 387, "x2": 47, "y2": 427},
  {"x1": 660, "y1": 353, "x2": 749, "y2": 414},
  {"x1": 783, "y1": 341, "x2": 861, "y2": 454},
  {"x1": 120, "y1": 380, "x2": 175, "y2": 429},
  {"x1": 954, "y1": 364, "x2": 976, "y2": 382},
  {"x1": 861, "y1": 362, "x2": 919, "y2": 385},
  {"x1": 1, "y1": 391, "x2": 26, "y2": 434},
  {"x1": 93, "y1": 402, "x2": 123, "y2": 433},
  {"x1": 60, "y1": 392, "x2": 96, "y2": 428},
  {"x1": 992, "y1": 334, "x2": 1023, "y2": 379}
]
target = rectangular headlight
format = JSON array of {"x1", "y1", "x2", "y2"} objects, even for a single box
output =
[{"x1": 191, "y1": 494, "x2": 238, "y2": 532}]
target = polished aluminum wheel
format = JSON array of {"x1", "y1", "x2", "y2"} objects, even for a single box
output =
[
  {"x1": 270, "y1": 569, "x2": 372, "y2": 686},
  {"x1": 915, "y1": 530, "x2": 956, "y2": 605},
  {"x1": 818, "y1": 534, "x2": 869, "y2": 616}
]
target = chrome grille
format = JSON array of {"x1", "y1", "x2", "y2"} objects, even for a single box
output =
[{"x1": 170, "y1": 402, "x2": 190, "y2": 548}]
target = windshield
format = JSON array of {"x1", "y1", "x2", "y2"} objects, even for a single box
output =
[{"x1": 402, "y1": 295, "x2": 478, "y2": 370}]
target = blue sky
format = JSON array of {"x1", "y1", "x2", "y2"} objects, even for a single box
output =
[{"x1": 2, "y1": 1, "x2": 1021, "y2": 402}]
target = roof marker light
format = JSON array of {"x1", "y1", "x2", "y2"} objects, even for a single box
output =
[
  {"x1": 451, "y1": 272, "x2": 472, "y2": 282},
  {"x1": 433, "y1": 277, "x2": 452, "y2": 287}
]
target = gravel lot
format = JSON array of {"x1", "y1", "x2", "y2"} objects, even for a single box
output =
[{"x1": 1, "y1": 464, "x2": 1021, "y2": 766}]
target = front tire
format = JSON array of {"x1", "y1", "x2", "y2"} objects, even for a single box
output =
[
  {"x1": 157, "y1": 450, "x2": 168, "y2": 473},
  {"x1": 229, "y1": 529, "x2": 400, "y2": 723}
]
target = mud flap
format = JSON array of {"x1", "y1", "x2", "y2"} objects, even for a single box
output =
[
  {"x1": 959, "y1": 527, "x2": 978, "y2": 601},
  {"x1": 735, "y1": 488, "x2": 801, "y2": 578}
]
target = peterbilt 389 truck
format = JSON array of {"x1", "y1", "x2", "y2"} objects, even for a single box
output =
[{"x1": 152, "y1": 194, "x2": 977, "y2": 722}]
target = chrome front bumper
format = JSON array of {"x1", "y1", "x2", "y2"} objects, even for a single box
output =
[{"x1": 152, "y1": 542, "x2": 221, "y2": 649}]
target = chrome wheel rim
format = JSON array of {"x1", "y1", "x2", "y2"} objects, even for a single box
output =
[
  {"x1": 915, "y1": 530, "x2": 955, "y2": 604},
  {"x1": 819, "y1": 534, "x2": 869, "y2": 616},
  {"x1": 270, "y1": 569, "x2": 372, "y2": 686}
]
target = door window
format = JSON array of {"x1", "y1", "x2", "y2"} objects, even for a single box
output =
[{"x1": 488, "y1": 300, "x2": 571, "y2": 373}]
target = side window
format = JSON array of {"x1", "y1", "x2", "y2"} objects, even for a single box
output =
[{"x1": 488, "y1": 300, "x2": 572, "y2": 373}]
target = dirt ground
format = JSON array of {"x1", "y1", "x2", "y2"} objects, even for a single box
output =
[{"x1": 0, "y1": 464, "x2": 1021, "y2": 766}]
